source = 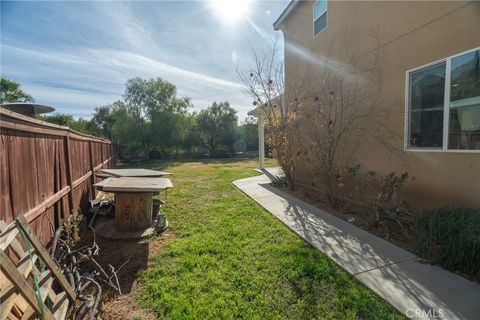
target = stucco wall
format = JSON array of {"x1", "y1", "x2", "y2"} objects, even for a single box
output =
[{"x1": 278, "y1": 1, "x2": 480, "y2": 211}]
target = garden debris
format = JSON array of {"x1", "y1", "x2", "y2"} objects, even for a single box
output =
[
  {"x1": 87, "y1": 199, "x2": 115, "y2": 228},
  {"x1": 51, "y1": 221, "x2": 128, "y2": 319}
]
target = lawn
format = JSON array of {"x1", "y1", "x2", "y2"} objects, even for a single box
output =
[{"x1": 125, "y1": 159, "x2": 403, "y2": 319}]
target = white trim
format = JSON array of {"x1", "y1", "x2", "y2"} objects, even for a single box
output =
[
  {"x1": 406, "y1": 47, "x2": 479, "y2": 73},
  {"x1": 405, "y1": 148, "x2": 480, "y2": 154},
  {"x1": 404, "y1": 69, "x2": 409, "y2": 151},
  {"x1": 442, "y1": 58, "x2": 451, "y2": 149},
  {"x1": 273, "y1": 1, "x2": 299, "y2": 30},
  {"x1": 404, "y1": 47, "x2": 480, "y2": 153},
  {"x1": 313, "y1": 0, "x2": 328, "y2": 37}
]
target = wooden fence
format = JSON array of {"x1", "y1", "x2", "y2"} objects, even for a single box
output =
[{"x1": 0, "y1": 108, "x2": 117, "y2": 245}]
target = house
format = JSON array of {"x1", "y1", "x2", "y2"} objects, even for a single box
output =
[{"x1": 263, "y1": 1, "x2": 479, "y2": 210}]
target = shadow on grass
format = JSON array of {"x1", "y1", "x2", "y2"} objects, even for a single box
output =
[
  {"x1": 253, "y1": 181, "x2": 473, "y2": 319},
  {"x1": 116, "y1": 157, "x2": 264, "y2": 170}
]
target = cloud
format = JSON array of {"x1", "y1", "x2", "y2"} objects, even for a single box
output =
[
  {"x1": 0, "y1": 1, "x2": 288, "y2": 119},
  {"x1": 2, "y1": 44, "x2": 251, "y2": 117}
]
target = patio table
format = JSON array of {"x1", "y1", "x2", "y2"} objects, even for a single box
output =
[
  {"x1": 98, "y1": 168, "x2": 172, "y2": 178},
  {"x1": 94, "y1": 177, "x2": 172, "y2": 233}
]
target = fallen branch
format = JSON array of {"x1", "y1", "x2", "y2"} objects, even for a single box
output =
[{"x1": 51, "y1": 224, "x2": 128, "y2": 319}]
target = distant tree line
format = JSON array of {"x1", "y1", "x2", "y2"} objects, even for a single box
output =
[{"x1": 1, "y1": 77, "x2": 258, "y2": 159}]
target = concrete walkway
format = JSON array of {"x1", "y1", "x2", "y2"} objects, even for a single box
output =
[{"x1": 233, "y1": 168, "x2": 480, "y2": 320}]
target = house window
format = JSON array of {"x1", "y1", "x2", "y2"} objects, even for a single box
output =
[
  {"x1": 407, "y1": 48, "x2": 480, "y2": 151},
  {"x1": 313, "y1": 1, "x2": 327, "y2": 36}
]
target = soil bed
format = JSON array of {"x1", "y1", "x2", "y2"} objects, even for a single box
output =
[{"x1": 76, "y1": 226, "x2": 176, "y2": 320}]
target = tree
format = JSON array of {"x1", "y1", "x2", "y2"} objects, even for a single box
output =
[
  {"x1": 108, "y1": 101, "x2": 145, "y2": 146},
  {"x1": 37, "y1": 113, "x2": 74, "y2": 126},
  {"x1": 0, "y1": 78, "x2": 34, "y2": 103},
  {"x1": 237, "y1": 43, "x2": 296, "y2": 189},
  {"x1": 90, "y1": 105, "x2": 116, "y2": 139},
  {"x1": 197, "y1": 101, "x2": 238, "y2": 152},
  {"x1": 37, "y1": 113, "x2": 94, "y2": 135},
  {"x1": 239, "y1": 116, "x2": 259, "y2": 151},
  {"x1": 88, "y1": 78, "x2": 196, "y2": 155},
  {"x1": 239, "y1": 36, "x2": 396, "y2": 206},
  {"x1": 181, "y1": 113, "x2": 200, "y2": 153},
  {"x1": 122, "y1": 77, "x2": 192, "y2": 152}
]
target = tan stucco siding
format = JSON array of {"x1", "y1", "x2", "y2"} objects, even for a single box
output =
[{"x1": 279, "y1": 1, "x2": 480, "y2": 210}]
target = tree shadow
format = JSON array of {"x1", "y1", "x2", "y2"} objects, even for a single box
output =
[
  {"x1": 247, "y1": 180, "x2": 476, "y2": 319},
  {"x1": 117, "y1": 157, "x2": 261, "y2": 171}
]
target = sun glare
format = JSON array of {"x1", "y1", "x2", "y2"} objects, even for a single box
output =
[{"x1": 209, "y1": 0, "x2": 252, "y2": 25}]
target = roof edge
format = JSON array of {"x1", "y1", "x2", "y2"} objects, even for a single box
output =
[{"x1": 273, "y1": 0, "x2": 300, "y2": 30}]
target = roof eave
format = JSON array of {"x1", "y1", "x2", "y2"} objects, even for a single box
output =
[{"x1": 273, "y1": 0, "x2": 300, "y2": 30}]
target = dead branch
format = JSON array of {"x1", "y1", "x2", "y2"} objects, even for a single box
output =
[{"x1": 51, "y1": 223, "x2": 128, "y2": 319}]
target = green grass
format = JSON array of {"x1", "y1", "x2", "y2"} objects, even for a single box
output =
[{"x1": 127, "y1": 159, "x2": 403, "y2": 319}]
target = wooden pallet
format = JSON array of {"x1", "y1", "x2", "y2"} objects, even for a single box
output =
[{"x1": 0, "y1": 216, "x2": 76, "y2": 320}]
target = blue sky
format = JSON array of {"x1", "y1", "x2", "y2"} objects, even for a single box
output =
[{"x1": 1, "y1": 0, "x2": 288, "y2": 119}]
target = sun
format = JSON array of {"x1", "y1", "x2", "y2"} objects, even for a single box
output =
[{"x1": 209, "y1": 0, "x2": 252, "y2": 25}]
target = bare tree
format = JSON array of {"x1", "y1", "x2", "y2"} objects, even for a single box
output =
[
  {"x1": 238, "y1": 43, "x2": 297, "y2": 189},
  {"x1": 239, "y1": 35, "x2": 401, "y2": 206}
]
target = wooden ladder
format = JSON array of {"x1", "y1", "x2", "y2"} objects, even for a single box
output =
[{"x1": 0, "y1": 216, "x2": 76, "y2": 320}]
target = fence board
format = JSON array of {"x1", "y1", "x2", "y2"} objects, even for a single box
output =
[{"x1": 0, "y1": 108, "x2": 117, "y2": 245}]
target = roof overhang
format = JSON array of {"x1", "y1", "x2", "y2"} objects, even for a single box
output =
[
  {"x1": 248, "y1": 106, "x2": 264, "y2": 118},
  {"x1": 273, "y1": 0, "x2": 300, "y2": 30},
  {"x1": 0, "y1": 103, "x2": 55, "y2": 117}
]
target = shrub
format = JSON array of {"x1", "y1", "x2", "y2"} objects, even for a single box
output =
[
  {"x1": 413, "y1": 207, "x2": 480, "y2": 277},
  {"x1": 341, "y1": 164, "x2": 412, "y2": 231},
  {"x1": 209, "y1": 149, "x2": 229, "y2": 158}
]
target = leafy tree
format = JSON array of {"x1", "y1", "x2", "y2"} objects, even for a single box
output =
[
  {"x1": 197, "y1": 101, "x2": 238, "y2": 151},
  {"x1": 0, "y1": 78, "x2": 34, "y2": 103},
  {"x1": 182, "y1": 113, "x2": 201, "y2": 152},
  {"x1": 37, "y1": 113, "x2": 74, "y2": 126},
  {"x1": 37, "y1": 113, "x2": 93, "y2": 135},
  {"x1": 90, "y1": 105, "x2": 117, "y2": 139},
  {"x1": 122, "y1": 77, "x2": 192, "y2": 152},
  {"x1": 109, "y1": 101, "x2": 143, "y2": 146},
  {"x1": 70, "y1": 118, "x2": 93, "y2": 134},
  {"x1": 238, "y1": 116, "x2": 259, "y2": 151}
]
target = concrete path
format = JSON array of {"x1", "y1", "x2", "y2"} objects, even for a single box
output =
[{"x1": 233, "y1": 168, "x2": 480, "y2": 320}]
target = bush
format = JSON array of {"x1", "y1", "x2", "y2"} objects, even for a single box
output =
[
  {"x1": 119, "y1": 146, "x2": 149, "y2": 161},
  {"x1": 149, "y1": 150, "x2": 163, "y2": 159},
  {"x1": 341, "y1": 164, "x2": 412, "y2": 229},
  {"x1": 413, "y1": 207, "x2": 480, "y2": 277},
  {"x1": 209, "y1": 149, "x2": 229, "y2": 158}
]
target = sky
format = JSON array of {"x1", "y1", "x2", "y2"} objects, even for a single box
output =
[{"x1": 0, "y1": 0, "x2": 288, "y2": 120}]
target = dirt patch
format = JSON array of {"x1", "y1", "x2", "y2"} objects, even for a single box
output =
[{"x1": 77, "y1": 226, "x2": 176, "y2": 320}]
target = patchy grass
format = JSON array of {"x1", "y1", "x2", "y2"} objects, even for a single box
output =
[{"x1": 125, "y1": 159, "x2": 403, "y2": 319}]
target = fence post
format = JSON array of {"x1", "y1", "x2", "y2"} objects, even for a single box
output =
[
  {"x1": 89, "y1": 141, "x2": 96, "y2": 199},
  {"x1": 63, "y1": 134, "x2": 75, "y2": 228},
  {"x1": 108, "y1": 143, "x2": 112, "y2": 167},
  {"x1": 100, "y1": 142, "x2": 104, "y2": 168}
]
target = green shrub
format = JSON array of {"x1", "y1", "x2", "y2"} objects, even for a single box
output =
[
  {"x1": 413, "y1": 207, "x2": 480, "y2": 277},
  {"x1": 209, "y1": 149, "x2": 229, "y2": 158}
]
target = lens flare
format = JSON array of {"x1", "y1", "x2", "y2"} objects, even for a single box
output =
[{"x1": 209, "y1": 0, "x2": 252, "y2": 25}]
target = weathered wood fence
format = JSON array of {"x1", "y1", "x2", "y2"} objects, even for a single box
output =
[{"x1": 0, "y1": 108, "x2": 117, "y2": 245}]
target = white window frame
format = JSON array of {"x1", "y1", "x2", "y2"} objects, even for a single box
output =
[
  {"x1": 404, "y1": 47, "x2": 480, "y2": 153},
  {"x1": 313, "y1": 0, "x2": 327, "y2": 37}
]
